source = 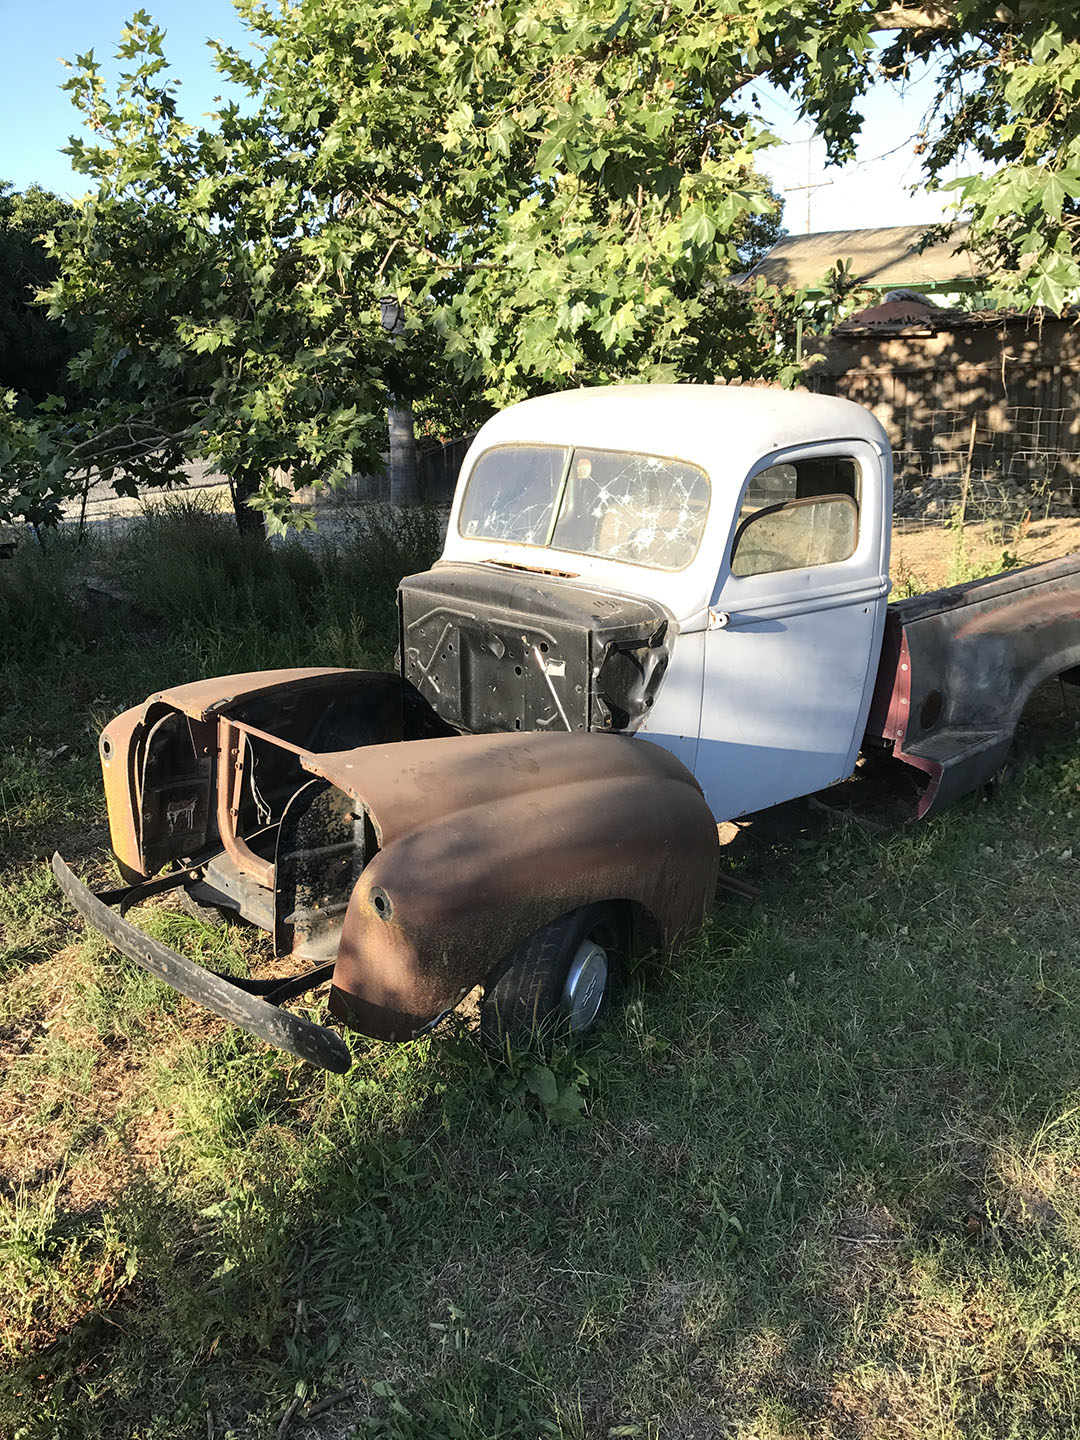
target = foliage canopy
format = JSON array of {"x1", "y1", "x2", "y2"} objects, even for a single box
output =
[
  {"x1": 4, "y1": 1, "x2": 1079, "y2": 530},
  {"x1": 0, "y1": 183, "x2": 76, "y2": 406}
]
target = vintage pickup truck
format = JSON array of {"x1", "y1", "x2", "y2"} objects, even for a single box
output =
[{"x1": 54, "y1": 385, "x2": 1080, "y2": 1072}]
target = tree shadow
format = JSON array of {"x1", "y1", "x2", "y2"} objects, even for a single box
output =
[{"x1": 4, "y1": 739, "x2": 1080, "y2": 1439}]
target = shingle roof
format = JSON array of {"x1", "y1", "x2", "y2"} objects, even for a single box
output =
[{"x1": 744, "y1": 223, "x2": 980, "y2": 291}]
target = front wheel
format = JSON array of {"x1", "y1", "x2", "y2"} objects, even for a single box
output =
[{"x1": 479, "y1": 902, "x2": 629, "y2": 1053}]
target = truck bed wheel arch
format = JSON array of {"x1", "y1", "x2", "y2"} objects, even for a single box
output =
[
  {"x1": 877, "y1": 580, "x2": 1080, "y2": 819},
  {"x1": 1009, "y1": 649, "x2": 1080, "y2": 726}
]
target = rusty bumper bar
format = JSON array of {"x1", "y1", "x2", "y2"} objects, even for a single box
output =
[{"x1": 51, "y1": 853, "x2": 352, "y2": 1073}]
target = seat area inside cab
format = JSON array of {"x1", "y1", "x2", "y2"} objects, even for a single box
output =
[{"x1": 730, "y1": 457, "x2": 861, "y2": 579}]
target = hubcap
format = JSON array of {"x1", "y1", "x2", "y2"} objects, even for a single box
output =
[{"x1": 562, "y1": 939, "x2": 609, "y2": 1033}]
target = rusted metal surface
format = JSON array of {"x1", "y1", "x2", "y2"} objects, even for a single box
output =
[
  {"x1": 138, "y1": 709, "x2": 215, "y2": 874},
  {"x1": 99, "y1": 703, "x2": 146, "y2": 882},
  {"x1": 51, "y1": 853, "x2": 352, "y2": 1072},
  {"x1": 321, "y1": 731, "x2": 719, "y2": 1040},
  {"x1": 274, "y1": 780, "x2": 370, "y2": 962},
  {"x1": 298, "y1": 729, "x2": 695, "y2": 847},
  {"x1": 215, "y1": 719, "x2": 274, "y2": 889},
  {"x1": 96, "y1": 669, "x2": 419, "y2": 882},
  {"x1": 147, "y1": 668, "x2": 355, "y2": 721},
  {"x1": 866, "y1": 550, "x2": 1080, "y2": 816},
  {"x1": 84, "y1": 672, "x2": 720, "y2": 1054}
]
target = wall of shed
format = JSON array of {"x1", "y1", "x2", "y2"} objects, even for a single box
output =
[{"x1": 807, "y1": 315, "x2": 1080, "y2": 514}]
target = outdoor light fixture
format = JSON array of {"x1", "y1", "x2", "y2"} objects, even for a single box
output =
[{"x1": 380, "y1": 296, "x2": 405, "y2": 334}]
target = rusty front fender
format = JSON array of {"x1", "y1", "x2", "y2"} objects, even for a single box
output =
[
  {"x1": 328, "y1": 765, "x2": 720, "y2": 1040},
  {"x1": 100, "y1": 702, "x2": 147, "y2": 883}
]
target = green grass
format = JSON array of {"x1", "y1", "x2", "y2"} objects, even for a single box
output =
[{"x1": 1, "y1": 506, "x2": 1079, "y2": 1438}]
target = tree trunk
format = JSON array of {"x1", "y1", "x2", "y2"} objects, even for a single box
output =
[
  {"x1": 388, "y1": 401, "x2": 420, "y2": 506},
  {"x1": 230, "y1": 468, "x2": 265, "y2": 536}
]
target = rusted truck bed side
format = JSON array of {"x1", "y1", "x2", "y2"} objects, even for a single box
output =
[{"x1": 865, "y1": 551, "x2": 1080, "y2": 817}]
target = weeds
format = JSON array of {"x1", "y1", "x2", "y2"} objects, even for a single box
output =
[
  {"x1": 944, "y1": 469, "x2": 1030, "y2": 587},
  {"x1": 0, "y1": 504, "x2": 1078, "y2": 1437}
]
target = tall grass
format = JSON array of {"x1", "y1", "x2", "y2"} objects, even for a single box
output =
[
  {"x1": 0, "y1": 529, "x2": 100, "y2": 664},
  {"x1": 1, "y1": 499, "x2": 442, "y2": 690},
  {"x1": 0, "y1": 498, "x2": 444, "y2": 669},
  {"x1": 0, "y1": 499, "x2": 442, "y2": 863},
  {"x1": 1, "y1": 499, "x2": 1080, "y2": 1439}
]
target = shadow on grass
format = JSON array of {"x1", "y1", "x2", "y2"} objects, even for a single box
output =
[
  {"x1": 4, "y1": 736, "x2": 1080, "y2": 1439},
  {"x1": 1, "y1": 515, "x2": 1079, "y2": 1438}
]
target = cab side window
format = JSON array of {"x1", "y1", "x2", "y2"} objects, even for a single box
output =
[{"x1": 730, "y1": 457, "x2": 860, "y2": 579}]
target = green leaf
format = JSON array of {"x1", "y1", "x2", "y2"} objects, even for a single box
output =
[
  {"x1": 1031, "y1": 26, "x2": 1062, "y2": 67},
  {"x1": 523, "y1": 1065, "x2": 559, "y2": 1106}
]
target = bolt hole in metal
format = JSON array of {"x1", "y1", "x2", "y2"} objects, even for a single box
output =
[
  {"x1": 371, "y1": 888, "x2": 391, "y2": 918},
  {"x1": 561, "y1": 939, "x2": 609, "y2": 1033}
]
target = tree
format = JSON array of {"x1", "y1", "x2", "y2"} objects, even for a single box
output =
[
  {"x1": 735, "y1": 186, "x2": 787, "y2": 271},
  {"x1": 38, "y1": 15, "x2": 400, "y2": 533},
  {"x1": 34, "y1": 3, "x2": 793, "y2": 530},
  {"x1": 754, "y1": 4, "x2": 1080, "y2": 313},
  {"x1": 0, "y1": 183, "x2": 77, "y2": 406},
  {"x1": 14, "y1": 1, "x2": 1080, "y2": 533},
  {"x1": 896, "y1": 11, "x2": 1080, "y2": 311}
]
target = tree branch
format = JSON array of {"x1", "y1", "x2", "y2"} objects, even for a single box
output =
[
  {"x1": 873, "y1": 3, "x2": 958, "y2": 26},
  {"x1": 872, "y1": 2, "x2": 1034, "y2": 29}
]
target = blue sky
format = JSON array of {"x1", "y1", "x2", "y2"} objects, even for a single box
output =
[
  {"x1": 0, "y1": 0, "x2": 255, "y2": 195},
  {"x1": 753, "y1": 65, "x2": 968, "y2": 235},
  {"x1": 1, "y1": 0, "x2": 967, "y2": 234}
]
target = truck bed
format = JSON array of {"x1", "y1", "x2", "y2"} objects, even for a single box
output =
[{"x1": 864, "y1": 551, "x2": 1080, "y2": 817}]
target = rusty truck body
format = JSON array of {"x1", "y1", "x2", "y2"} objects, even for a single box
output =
[{"x1": 54, "y1": 386, "x2": 1080, "y2": 1070}]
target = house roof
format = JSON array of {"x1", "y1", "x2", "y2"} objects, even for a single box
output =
[
  {"x1": 831, "y1": 304, "x2": 1066, "y2": 337},
  {"x1": 839, "y1": 296, "x2": 945, "y2": 328},
  {"x1": 744, "y1": 223, "x2": 980, "y2": 291}
]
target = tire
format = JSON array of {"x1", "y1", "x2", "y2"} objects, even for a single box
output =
[
  {"x1": 479, "y1": 902, "x2": 629, "y2": 1054},
  {"x1": 177, "y1": 883, "x2": 244, "y2": 927},
  {"x1": 992, "y1": 723, "x2": 1038, "y2": 792}
]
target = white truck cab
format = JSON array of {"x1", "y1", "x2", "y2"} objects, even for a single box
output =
[{"x1": 408, "y1": 384, "x2": 893, "y2": 820}]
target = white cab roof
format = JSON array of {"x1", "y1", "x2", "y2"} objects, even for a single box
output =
[{"x1": 470, "y1": 384, "x2": 888, "y2": 476}]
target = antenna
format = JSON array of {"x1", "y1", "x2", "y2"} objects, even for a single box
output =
[{"x1": 782, "y1": 129, "x2": 833, "y2": 233}]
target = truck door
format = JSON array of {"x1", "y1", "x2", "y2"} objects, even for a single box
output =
[{"x1": 697, "y1": 440, "x2": 890, "y2": 820}]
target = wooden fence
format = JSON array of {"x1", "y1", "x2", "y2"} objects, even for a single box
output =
[{"x1": 808, "y1": 311, "x2": 1080, "y2": 509}]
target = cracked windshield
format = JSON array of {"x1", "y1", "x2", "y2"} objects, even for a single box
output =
[{"x1": 458, "y1": 444, "x2": 711, "y2": 570}]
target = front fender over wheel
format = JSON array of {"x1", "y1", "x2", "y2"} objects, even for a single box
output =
[{"x1": 479, "y1": 902, "x2": 629, "y2": 1053}]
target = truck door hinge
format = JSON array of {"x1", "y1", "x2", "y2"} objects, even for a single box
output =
[{"x1": 708, "y1": 609, "x2": 731, "y2": 630}]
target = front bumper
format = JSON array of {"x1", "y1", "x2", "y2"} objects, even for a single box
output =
[{"x1": 51, "y1": 853, "x2": 352, "y2": 1073}]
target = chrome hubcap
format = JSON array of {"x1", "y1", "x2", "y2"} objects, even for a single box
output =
[{"x1": 562, "y1": 939, "x2": 609, "y2": 1033}]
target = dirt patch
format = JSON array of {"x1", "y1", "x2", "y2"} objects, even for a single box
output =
[
  {"x1": 0, "y1": 932, "x2": 218, "y2": 1207},
  {"x1": 62, "y1": 1109, "x2": 178, "y2": 1214},
  {"x1": 892, "y1": 515, "x2": 1080, "y2": 593}
]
